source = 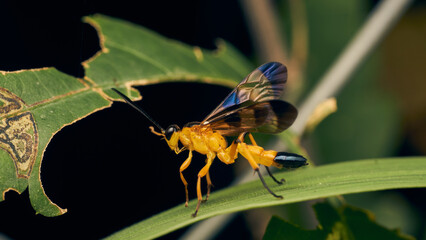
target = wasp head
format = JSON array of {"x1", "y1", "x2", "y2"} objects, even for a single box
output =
[{"x1": 164, "y1": 124, "x2": 181, "y2": 153}]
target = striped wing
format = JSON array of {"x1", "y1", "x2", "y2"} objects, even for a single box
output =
[
  {"x1": 208, "y1": 100, "x2": 297, "y2": 136},
  {"x1": 201, "y1": 62, "x2": 287, "y2": 125}
]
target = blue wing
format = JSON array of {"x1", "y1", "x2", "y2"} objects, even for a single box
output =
[{"x1": 202, "y1": 62, "x2": 288, "y2": 125}]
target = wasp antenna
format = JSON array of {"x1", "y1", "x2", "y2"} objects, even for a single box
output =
[{"x1": 112, "y1": 88, "x2": 165, "y2": 133}]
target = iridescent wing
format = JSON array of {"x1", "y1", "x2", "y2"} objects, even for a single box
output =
[
  {"x1": 201, "y1": 62, "x2": 287, "y2": 125},
  {"x1": 208, "y1": 100, "x2": 297, "y2": 136}
]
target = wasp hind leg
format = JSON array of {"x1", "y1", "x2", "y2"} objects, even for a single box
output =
[
  {"x1": 237, "y1": 138, "x2": 283, "y2": 199},
  {"x1": 255, "y1": 168, "x2": 283, "y2": 199},
  {"x1": 248, "y1": 133, "x2": 285, "y2": 185},
  {"x1": 265, "y1": 166, "x2": 285, "y2": 185}
]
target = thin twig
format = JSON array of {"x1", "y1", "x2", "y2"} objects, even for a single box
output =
[
  {"x1": 239, "y1": 0, "x2": 288, "y2": 62},
  {"x1": 287, "y1": 0, "x2": 309, "y2": 98},
  {"x1": 239, "y1": 0, "x2": 309, "y2": 96},
  {"x1": 291, "y1": 0, "x2": 414, "y2": 136}
]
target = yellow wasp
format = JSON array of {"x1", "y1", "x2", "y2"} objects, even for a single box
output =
[{"x1": 112, "y1": 62, "x2": 307, "y2": 217}]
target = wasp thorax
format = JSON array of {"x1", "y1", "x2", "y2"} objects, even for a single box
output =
[{"x1": 165, "y1": 124, "x2": 180, "y2": 140}]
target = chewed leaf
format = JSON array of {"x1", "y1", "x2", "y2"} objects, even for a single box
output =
[
  {"x1": 0, "y1": 15, "x2": 252, "y2": 216},
  {"x1": 0, "y1": 68, "x2": 111, "y2": 216},
  {"x1": 84, "y1": 15, "x2": 252, "y2": 96},
  {"x1": 0, "y1": 87, "x2": 38, "y2": 178}
]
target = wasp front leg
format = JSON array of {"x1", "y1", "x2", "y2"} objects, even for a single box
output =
[
  {"x1": 179, "y1": 150, "x2": 193, "y2": 207},
  {"x1": 193, "y1": 151, "x2": 215, "y2": 217}
]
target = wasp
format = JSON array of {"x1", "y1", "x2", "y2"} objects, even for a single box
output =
[{"x1": 112, "y1": 62, "x2": 308, "y2": 217}]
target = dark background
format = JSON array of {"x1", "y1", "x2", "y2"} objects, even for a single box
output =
[
  {"x1": 1, "y1": 0, "x2": 426, "y2": 239},
  {"x1": 0, "y1": 0, "x2": 252, "y2": 239}
]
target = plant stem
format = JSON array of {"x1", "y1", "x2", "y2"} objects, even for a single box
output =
[
  {"x1": 239, "y1": 0, "x2": 288, "y2": 62},
  {"x1": 291, "y1": 0, "x2": 414, "y2": 136}
]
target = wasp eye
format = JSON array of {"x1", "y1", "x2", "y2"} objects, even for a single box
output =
[{"x1": 165, "y1": 124, "x2": 180, "y2": 140}]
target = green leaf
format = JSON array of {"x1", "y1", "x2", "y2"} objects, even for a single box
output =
[
  {"x1": 263, "y1": 202, "x2": 415, "y2": 240},
  {"x1": 0, "y1": 68, "x2": 110, "y2": 216},
  {"x1": 84, "y1": 15, "x2": 253, "y2": 93},
  {"x1": 263, "y1": 215, "x2": 326, "y2": 240},
  {"x1": 106, "y1": 157, "x2": 426, "y2": 239},
  {"x1": 0, "y1": 15, "x2": 252, "y2": 216}
]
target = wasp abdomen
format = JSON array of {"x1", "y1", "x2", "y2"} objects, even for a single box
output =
[{"x1": 274, "y1": 152, "x2": 308, "y2": 169}]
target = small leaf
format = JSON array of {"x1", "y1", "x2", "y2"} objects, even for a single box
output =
[
  {"x1": 263, "y1": 216, "x2": 326, "y2": 240},
  {"x1": 106, "y1": 157, "x2": 426, "y2": 239},
  {"x1": 264, "y1": 201, "x2": 415, "y2": 240}
]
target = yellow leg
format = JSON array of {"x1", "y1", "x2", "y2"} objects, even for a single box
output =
[
  {"x1": 218, "y1": 132, "x2": 245, "y2": 165},
  {"x1": 204, "y1": 171, "x2": 213, "y2": 202},
  {"x1": 237, "y1": 142, "x2": 260, "y2": 170},
  {"x1": 220, "y1": 140, "x2": 238, "y2": 164},
  {"x1": 237, "y1": 132, "x2": 246, "y2": 143},
  {"x1": 248, "y1": 133, "x2": 258, "y2": 146},
  {"x1": 179, "y1": 150, "x2": 193, "y2": 207},
  {"x1": 229, "y1": 139, "x2": 239, "y2": 159},
  {"x1": 237, "y1": 142, "x2": 283, "y2": 199},
  {"x1": 249, "y1": 133, "x2": 285, "y2": 184},
  {"x1": 249, "y1": 133, "x2": 285, "y2": 185},
  {"x1": 192, "y1": 152, "x2": 215, "y2": 217}
]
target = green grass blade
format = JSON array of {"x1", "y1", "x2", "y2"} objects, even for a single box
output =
[{"x1": 106, "y1": 157, "x2": 426, "y2": 240}]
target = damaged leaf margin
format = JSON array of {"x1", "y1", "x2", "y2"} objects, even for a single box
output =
[
  {"x1": 0, "y1": 68, "x2": 112, "y2": 216},
  {"x1": 0, "y1": 15, "x2": 251, "y2": 216}
]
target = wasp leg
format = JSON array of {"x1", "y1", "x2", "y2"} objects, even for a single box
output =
[
  {"x1": 193, "y1": 152, "x2": 215, "y2": 217},
  {"x1": 228, "y1": 139, "x2": 239, "y2": 159},
  {"x1": 218, "y1": 139, "x2": 237, "y2": 165},
  {"x1": 265, "y1": 166, "x2": 285, "y2": 185},
  {"x1": 180, "y1": 150, "x2": 193, "y2": 207},
  {"x1": 237, "y1": 142, "x2": 283, "y2": 199},
  {"x1": 255, "y1": 168, "x2": 283, "y2": 199},
  {"x1": 236, "y1": 141, "x2": 259, "y2": 170},
  {"x1": 249, "y1": 133, "x2": 285, "y2": 185},
  {"x1": 204, "y1": 170, "x2": 213, "y2": 202},
  {"x1": 248, "y1": 133, "x2": 258, "y2": 146}
]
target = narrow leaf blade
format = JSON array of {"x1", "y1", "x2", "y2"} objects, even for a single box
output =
[{"x1": 106, "y1": 157, "x2": 426, "y2": 239}]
